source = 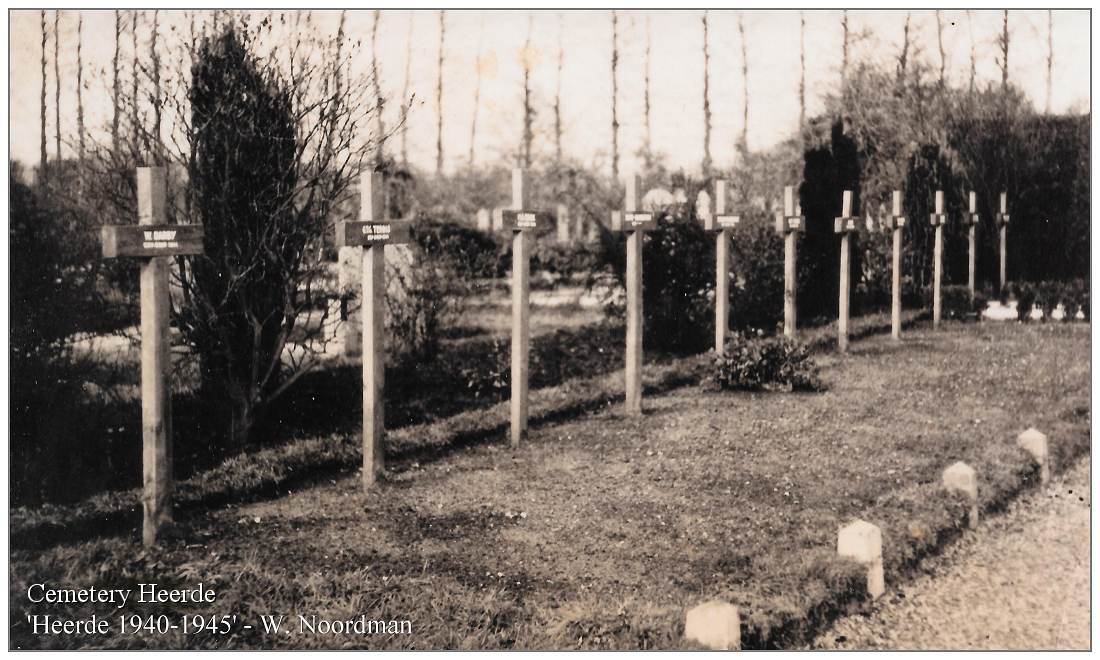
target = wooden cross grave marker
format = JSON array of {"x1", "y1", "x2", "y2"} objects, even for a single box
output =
[
  {"x1": 335, "y1": 171, "x2": 411, "y2": 488},
  {"x1": 774, "y1": 185, "x2": 805, "y2": 337},
  {"x1": 610, "y1": 174, "x2": 657, "y2": 415},
  {"x1": 965, "y1": 191, "x2": 980, "y2": 299},
  {"x1": 834, "y1": 190, "x2": 860, "y2": 353},
  {"x1": 995, "y1": 192, "x2": 1009, "y2": 292},
  {"x1": 704, "y1": 180, "x2": 740, "y2": 353},
  {"x1": 882, "y1": 191, "x2": 907, "y2": 340},
  {"x1": 100, "y1": 166, "x2": 203, "y2": 547},
  {"x1": 492, "y1": 169, "x2": 552, "y2": 445},
  {"x1": 929, "y1": 190, "x2": 948, "y2": 329}
]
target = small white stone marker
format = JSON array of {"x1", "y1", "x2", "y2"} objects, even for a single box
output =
[
  {"x1": 837, "y1": 519, "x2": 885, "y2": 599},
  {"x1": 1016, "y1": 427, "x2": 1050, "y2": 484},
  {"x1": 683, "y1": 600, "x2": 740, "y2": 650},
  {"x1": 943, "y1": 461, "x2": 979, "y2": 529}
]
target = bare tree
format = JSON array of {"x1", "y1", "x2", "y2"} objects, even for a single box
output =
[
  {"x1": 400, "y1": 11, "x2": 412, "y2": 166},
  {"x1": 799, "y1": 11, "x2": 806, "y2": 132},
  {"x1": 554, "y1": 13, "x2": 564, "y2": 162},
  {"x1": 469, "y1": 15, "x2": 485, "y2": 166},
  {"x1": 151, "y1": 9, "x2": 162, "y2": 162},
  {"x1": 521, "y1": 12, "x2": 534, "y2": 168},
  {"x1": 967, "y1": 10, "x2": 977, "y2": 93},
  {"x1": 643, "y1": 14, "x2": 652, "y2": 156},
  {"x1": 370, "y1": 10, "x2": 385, "y2": 166},
  {"x1": 897, "y1": 12, "x2": 911, "y2": 89},
  {"x1": 77, "y1": 14, "x2": 85, "y2": 163},
  {"x1": 738, "y1": 12, "x2": 749, "y2": 154},
  {"x1": 112, "y1": 10, "x2": 121, "y2": 153},
  {"x1": 436, "y1": 10, "x2": 445, "y2": 175},
  {"x1": 53, "y1": 10, "x2": 60, "y2": 162},
  {"x1": 39, "y1": 10, "x2": 47, "y2": 184},
  {"x1": 1046, "y1": 10, "x2": 1053, "y2": 113},
  {"x1": 841, "y1": 10, "x2": 850, "y2": 92},
  {"x1": 935, "y1": 10, "x2": 947, "y2": 88},
  {"x1": 611, "y1": 10, "x2": 620, "y2": 179},
  {"x1": 131, "y1": 10, "x2": 140, "y2": 158},
  {"x1": 997, "y1": 9, "x2": 1010, "y2": 92},
  {"x1": 701, "y1": 11, "x2": 711, "y2": 174}
]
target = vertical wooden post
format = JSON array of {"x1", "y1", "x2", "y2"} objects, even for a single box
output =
[
  {"x1": 890, "y1": 191, "x2": 903, "y2": 340},
  {"x1": 967, "y1": 191, "x2": 977, "y2": 299},
  {"x1": 624, "y1": 175, "x2": 644, "y2": 415},
  {"x1": 510, "y1": 169, "x2": 531, "y2": 445},
  {"x1": 933, "y1": 190, "x2": 944, "y2": 329},
  {"x1": 999, "y1": 192, "x2": 1008, "y2": 292},
  {"x1": 361, "y1": 172, "x2": 387, "y2": 487},
  {"x1": 137, "y1": 166, "x2": 172, "y2": 547},
  {"x1": 838, "y1": 191, "x2": 852, "y2": 353},
  {"x1": 783, "y1": 186, "x2": 798, "y2": 337},
  {"x1": 714, "y1": 181, "x2": 730, "y2": 353}
]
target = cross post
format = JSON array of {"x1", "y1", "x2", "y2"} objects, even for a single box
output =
[
  {"x1": 100, "y1": 166, "x2": 204, "y2": 547},
  {"x1": 834, "y1": 190, "x2": 860, "y2": 353},
  {"x1": 493, "y1": 169, "x2": 552, "y2": 445},
  {"x1": 774, "y1": 185, "x2": 805, "y2": 337},
  {"x1": 996, "y1": 192, "x2": 1010, "y2": 293},
  {"x1": 336, "y1": 171, "x2": 411, "y2": 488},
  {"x1": 610, "y1": 175, "x2": 656, "y2": 414},
  {"x1": 966, "y1": 191, "x2": 980, "y2": 299},
  {"x1": 883, "y1": 190, "x2": 907, "y2": 340},
  {"x1": 704, "y1": 180, "x2": 740, "y2": 353},
  {"x1": 930, "y1": 190, "x2": 948, "y2": 329}
]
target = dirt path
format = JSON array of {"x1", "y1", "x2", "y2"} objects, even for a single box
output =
[{"x1": 813, "y1": 456, "x2": 1091, "y2": 650}]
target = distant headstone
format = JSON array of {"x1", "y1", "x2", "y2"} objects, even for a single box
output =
[
  {"x1": 684, "y1": 600, "x2": 740, "y2": 650},
  {"x1": 943, "y1": 461, "x2": 979, "y2": 528},
  {"x1": 556, "y1": 203, "x2": 570, "y2": 242},
  {"x1": 1016, "y1": 428, "x2": 1050, "y2": 484},
  {"x1": 837, "y1": 519, "x2": 885, "y2": 599},
  {"x1": 476, "y1": 207, "x2": 491, "y2": 232}
]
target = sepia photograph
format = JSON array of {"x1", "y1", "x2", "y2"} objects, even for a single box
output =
[{"x1": 5, "y1": 5, "x2": 1092, "y2": 651}]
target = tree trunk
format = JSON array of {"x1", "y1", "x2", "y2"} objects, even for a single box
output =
[
  {"x1": 436, "y1": 10, "x2": 445, "y2": 175},
  {"x1": 470, "y1": 16, "x2": 485, "y2": 167},
  {"x1": 76, "y1": 14, "x2": 85, "y2": 164},
  {"x1": 643, "y1": 14, "x2": 651, "y2": 156},
  {"x1": 132, "y1": 10, "x2": 140, "y2": 160},
  {"x1": 701, "y1": 11, "x2": 711, "y2": 174},
  {"x1": 967, "y1": 10, "x2": 977, "y2": 93},
  {"x1": 999, "y1": 10, "x2": 1010, "y2": 92},
  {"x1": 554, "y1": 14, "x2": 564, "y2": 162},
  {"x1": 738, "y1": 12, "x2": 749, "y2": 154},
  {"x1": 935, "y1": 10, "x2": 947, "y2": 88},
  {"x1": 370, "y1": 10, "x2": 385, "y2": 167},
  {"x1": 112, "y1": 10, "x2": 121, "y2": 154},
  {"x1": 610, "y1": 10, "x2": 620, "y2": 180},
  {"x1": 1046, "y1": 10, "x2": 1053, "y2": 113},
  {"x1": 799, "y1": 12, "x2": 805, "y2": 133},
  {"x1": 897, "y1": 13, "x2": 911, "y2": 91},
  {"x1": 53, "y1": 10, "x2": 60, "y2": 164},
  {"x1": 401, "y1": 12, "x2": 413, "y2": 166},
  {"x1": 521, "y1": 13, "x2": 534, "y2": 169},
  {"x1": 39, "y1": 10, "x2": 47, "y2": 186},
  {"x1": 151, "y1": 9, "x2": 162, "y2": 163},
  {"x1": 841, "y1": 10, "x2": 849, "y2": 95}
]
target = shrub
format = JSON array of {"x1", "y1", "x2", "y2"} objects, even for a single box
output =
[
  {"x1": 940, "y1": 285, "x2": 987, "y2": 321},
  {"x1": 600, "y1": 173, "x2": 716, "y2": 355},
  {"x1": 712, "y1": 332, "x2": 823, "y2": 392},
  {"x1": 1013, "y1": 282, "x2": 1038, "y2": 322}
]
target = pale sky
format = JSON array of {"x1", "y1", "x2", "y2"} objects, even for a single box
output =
[{"x1": 8, "y1": 9, "x2": 1091, "y2": 176}]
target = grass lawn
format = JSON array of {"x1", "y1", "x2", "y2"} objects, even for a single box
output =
[{"x1": 9, "y1": 322, "x2": 1089, "y2": 649}]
